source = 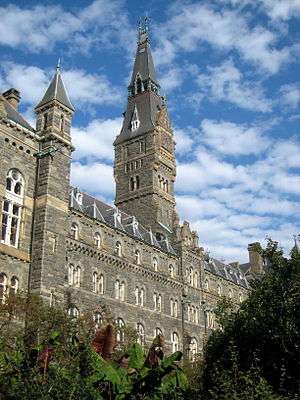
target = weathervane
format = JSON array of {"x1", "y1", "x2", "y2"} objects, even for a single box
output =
[{"x1": 138, "y1": 15, "x2": 150, "y2": 43}]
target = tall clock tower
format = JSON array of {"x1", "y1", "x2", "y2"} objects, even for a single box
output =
[{"x1": 114, "y1": 20, "x2": 178, "y2": 240}]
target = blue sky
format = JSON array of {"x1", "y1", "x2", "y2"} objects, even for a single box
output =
[{"x1": 1, "y1": 0, "x2": 299, "y2": 262}]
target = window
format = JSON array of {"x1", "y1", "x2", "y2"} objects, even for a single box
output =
[
  {"x1": 1, "y1": 170, "x2": 24, "y2": 247},
  {"x1": 217, "y1": 285, "x2": 222, "y2": 296},
  {"x1": 193, "y1": 271, "x2": 198, "y2": 288},
  {"x1": 190, "y1": 338, "x2": 198, "y2": 361},
  {"x1": 239, "y1": 293, "x2": 243, "y2": 303},
  {"x1": 140, "y1": 288, "x2": 144, "y2": 307},
  {"x1": 131, "y1": 104, "x2": 140, "y2": 131},
  {"x1": 135, "y1": 75, "x2": 143, "y2": 94},
  {"x1": 135, "y1": 249, "x2": 141, "y2": 265},
  {"x1": 228, "y1": 288, "x2": 233, "y2": 299},
  {"x1": 68, "y1": 265, "x2": 80, "y2": 287},
  {"x1": 94, "y1": 232, "x2": 101, "y2": 248},
  {"x1": 135, "y1": 287, "x2": 139, "y2": 305},
  {"x1": 93, "y1": 312, "x2": 102, "y2": 329},
  {"x1": 154, "y1": 327, "x2": 162, "y2": 337},
  {"x1": 10, "y1": 276, "x2": 18, "y2": 296},
  {"x1": 169, "y1": 264, "x2": 174, "y2": 278},
  {"x1": 154, "y1": 293, "x2": 162, "y2": 312},
  {"x1": 153, "y1": 257, "x2": 158, "y2": 272},
  {"x1": 115, "y1": 241, "x2": 122, "y2": 257},
  {"x1": 170, "y1": 299, "x2": 178, "y2": 318},
  {"x1": 43, "y1": 113, "x2": 48, "y2": 130},
  {"x1": 204, "y1": 279, "x2": 209, "y2": 291},
  {"x1": 71, "y1": 223, "x2": 79, "y2": 240},
  {"x1": 99, "y1": 274, "x2": 104, "y2": 294},
  {"x1": 130, "y1": 176, "x2": 140, "y2": 191},
  {"x1": 135, "y1": 287, "x2": 144, "y2": 306},
  {"x1": 136, "y1": 323, "x2": 145, "y2": 345},
  {"x1": 188, "y1": 268, "x2": 193, "y2": 285},
  {"x1": 116, "y1": 318, "x2": 125, "y2": 342},
  {"x1": 60, "y1": 115, "x2": 64, "y2": 132},
  {"x1": 92, "y1": 272, "x2": 98, "y2": 293},
  {"x1": 206, "y1": 310, "x2": 215, "y2": 329},
  {"x1": 0, "y1": 273, "x2": 7, "y2": 304},
  {"x1": 115, "y1": 280, "x2": 125, "y2": 301},
  {"x1": 68, "y1": 306, "x2": 79, "y2": 318},
  {"x1": 171, "y1": 332, "x2": 179, "y2": 353}
]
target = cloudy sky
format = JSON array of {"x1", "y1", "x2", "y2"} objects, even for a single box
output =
[{"x1": 1, "y1": 0, "x2": 299, "y2": 263}]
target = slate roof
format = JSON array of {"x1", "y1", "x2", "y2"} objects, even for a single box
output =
[
  {"x1": 69, "y1": 188, "x2": 177, "y2": 256},
  {"x1": 204, "y1": 258, "x2": 249, "y2": 289},
  {"x1": 130, "y1": 40, "x2": 158, "y2": 87},
  {"x1": 115, "y1": 91, "x2": 162, "y2": 145},
  {"x1": 0, "y1": 95, "x2": 35, "y2": 132},
  {"x1": 36, "y1": 68, "x2": 74, "y2": 111},
  {"x1": 69, "y1": 188, "x2": 249, "y2": 288}
]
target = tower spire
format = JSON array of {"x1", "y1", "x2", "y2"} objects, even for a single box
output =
[{"x1": 138, "y1": 16, "x2": 150, "y2": 44}]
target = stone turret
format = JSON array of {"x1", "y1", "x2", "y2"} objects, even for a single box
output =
[{"x1": 248, "y1": 242, "x2": 264, "y2": 275}]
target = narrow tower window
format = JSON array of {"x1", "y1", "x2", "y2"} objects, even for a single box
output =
[
  {"x1": 60, "y1": 115, "x2": 64, "y2": 133},
  {"x1": 130, "y1": 105, "x2": 140, "y2": 131}
]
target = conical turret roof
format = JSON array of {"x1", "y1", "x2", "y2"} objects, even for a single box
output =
[{"x1": 36, "y1": 65, "x2": 74, "y2": 111}]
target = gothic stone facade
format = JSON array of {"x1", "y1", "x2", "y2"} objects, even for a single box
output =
[{"x1": 0, "y1": 29, "x2": 253, "y2": 356}]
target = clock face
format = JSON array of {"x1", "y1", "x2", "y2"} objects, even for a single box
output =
[{"x1": 161, "y1": 132, "x2": 174, "y2": 153}]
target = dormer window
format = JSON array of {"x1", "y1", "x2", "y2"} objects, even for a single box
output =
[{"x1": 130, "y1": 105, "x2": 140, "y2": 131}]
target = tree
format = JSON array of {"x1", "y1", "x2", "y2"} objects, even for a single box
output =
[{"x1": 198, "y1": 239, "x2": 300, "y2": 399}]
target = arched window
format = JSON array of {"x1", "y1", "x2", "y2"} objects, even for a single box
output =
[
  {"x1": 93, "y1": 312, "x2": 102, "y2": 329},
  {"x1": 136, "y1": 75, "x2": 143, "y2": 94},
  {"x1": 94, "y1": 232, "x2": 101, "y2": 248},
  {"x1": 75, "y1": 266, "x2": 81, "y2": 287},
  {"x1": 228, "y1": 288, "x2": 233, "y2": 299},
  {"x1": 153, "y1": 257, "x2": 158, "y2": 272},
  {"x1": 171, "y1": 332, "x2": 179, "y2": 353},
  {"x1": 154, "y1": 327, "x2": 162, "y2": 338},
  {"x1": 187, "y1": 304, "x2": 191, "y2": 321},
  {"x1": 115, "y1": 280, "x2": 120, "y2": 300},
  {"x1": 217, "y1": 284, "x2": 222, "y2": 296},
  {"x1": 135, "y1": 249, "x2": 141, "y2": 265},
  {"x1": 1, "y1": 169, "x2": 24, "y2": 247},
  {"x1": 136, "y1": 175, "x2": 140, "y2": 189},
  {"x1": 99, "y1": 274, "x2": 104, "y2": 294},
  {"x1": 92, "y1": 272, "x2": 98, "y2": 293},
  {"x1": 204, "y1": 279, "x2": 209, "y2": 291},
  {"x1": 60, "y1": 115, "x2": 65, "y2": 133},
  {"x1": 115, "y1": 241, "x2": 122, "y2": 257},
  {"x1": 194, "y1": 271, "x2": 198, "y2": 288},
  {"x1": 190, "y1": 338, "x2": 198, "y2": 361},
  {"x1": 68, "y1": 306, "x2": 79, "y2": 318},
  {"x1": 0, "y1": 273, "x2": 7, "y2": 303},
  {"x1": 136, "y1": 322, "x2": 145, "y2": 345},
  {"x1": 174, "y1": 300, "x2": 178, "y2": 318},
  {"x1": 130, "y1": 177, "x2": 135, "y2": 191},
  {"x1": 10, "y1": 276, "x2": 18, "y2": 296},
  {"x1": 169, "y1": 264, "x2": 174, "y2": 278},
  {"x1": 135, "y1": 287, "x2": 139, "y2": 305},
  {"x1": 140, "y1": 288, "x2": 144, "y2": 307},
  {"x1": 116, "y1": 318, "x2": 125, "y2": 342},
  {"x1": 239, "y1": 293, "x2": 243, "y2": 303},
  {"x1": 154, "y1": 293, "x2": 162, "y2": 311},
  {"x1": 71, "y1": 222, "x2": 79, "y2": 240},
  {"x1": 68, "y1": 264, "x2": 74, "y2": 285},
  {"x1": 43, "y1": 113, "x2": 48, "y2": 130},
  {"x1": 120, "y1": 281, "x2": 125, "y2": 301},
  {"x1": 188, "y1": 267, "x2": 193, "y2": 285}
]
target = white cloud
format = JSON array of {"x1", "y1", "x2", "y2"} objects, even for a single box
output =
[
  {"x1": 174, "y1": 127, "x2": 194, "y2": 155},
  {"x1": 72, "y1": 118, "x2": 122, "y2": 162},
  {"x1": 259, "y1": 0, "x2": 300, "y2": 21},
  {"x1": 155, "y1": 2, "x2": 291, "y2": 74},
  {"x1": 197, "y1": 60, "x2": 272, "y2": 112},
  {"x1": 0, "y1": 62, "x2": 121, "y2": 108},
  {"x1": 159, "y1": 67, "x2": 184, "y2": 92},
  {"x1": 0, "y1": 1, "x2": 133, "y2": 54},
  {"x1": 71, "y1": 161, "x2": 114, "y2": 199},
  {"x1": 280, "y1": 83, "x2": 300, "y2": 109},
  {"x1": 200, "y1": 119, "x2": 270, "y2": 155}
]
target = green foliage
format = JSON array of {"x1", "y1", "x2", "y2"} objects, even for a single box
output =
[
  {"x1": 198, "y1": 238, "x2": 300, "y2": 400},
  {"x1": 0, "y1": 293, "x2": 189, "y2": 399}
]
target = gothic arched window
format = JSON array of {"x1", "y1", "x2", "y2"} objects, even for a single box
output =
[
  {"x1": 135, "y1": 75, "x2": 143, "y2": 94},
  {"x1": 1, "y1": 169, "x2": 24, "y2": 247},
  {"x1": 154, "y1": 327, "x2": 162, "y2": 338},
  {"x1": 99, "y1": 274, "x2": 104, "y2": 294},
  {"x1": 71, "y1": 222, "x2": 79, "y2": 240},
  {"x1": 136, "y1": 322, "x2": 145, "y2": 345},
  {"x1": 115, "y1": 241, "x2": 122, "y2": 257},
  {"x1": 193, "y1": 271, "x2": 198, "y2": 288},
  {"x1": 94, "y1": 232, "x2": 101, "y2": 248},
  {"x1": 115, "y1": 280, "x2": 120, "y2": 300},
  {"x1": 92, "y1": 272, "x2": 98, "y2": 293},
  {"x1": 120, "y1": 281, "x2": 125, "y2": 301},
  {"x1": 135, "y1": 249, "x2": 141, "y2": 265},
  {"x1": 171, "y1": 332, "x2": 179, "y2": 353},
  {"x1": 116, "y1": 317, "x2": 125, "y2": 342},
  {"x1": 93, "y1": 312, "x2": 103, "y2": 330},
  {"x1": 169, "y1": 264, "x2": 174, "y2": 278}
]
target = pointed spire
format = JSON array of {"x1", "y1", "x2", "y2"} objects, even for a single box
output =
[
  {"x1": 35, "y1": 63, "x2": 74, "y2": 111},
  {"x1": 129, "y1": 16, "x2": 159, "y2": 93}
]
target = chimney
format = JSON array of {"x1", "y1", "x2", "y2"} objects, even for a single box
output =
[
  {"x1": 2, "y1": 88, "x2": 21, "y2": 110},
  {"x1": 248, "y1": 242, "x2": 264, "y2": 275}
]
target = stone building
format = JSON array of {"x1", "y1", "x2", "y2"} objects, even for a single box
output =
[{"x1": 0, "y1": 23, "x2": 254, "y2": 357}]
